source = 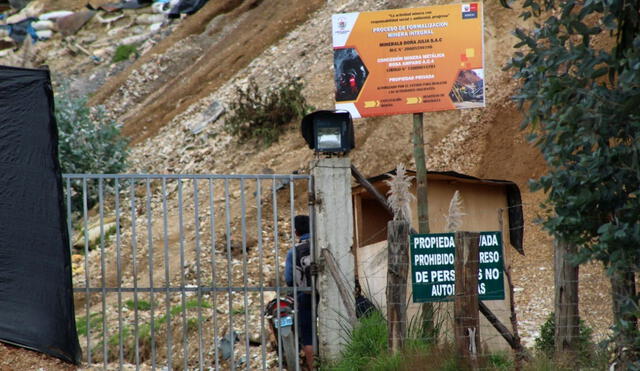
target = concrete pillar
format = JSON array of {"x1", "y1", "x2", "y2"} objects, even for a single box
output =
[{"x1": 312, "y1": 157, "x2": 354, "y2": 361}]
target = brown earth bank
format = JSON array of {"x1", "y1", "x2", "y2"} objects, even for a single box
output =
[
  {"x1": 90, "y1": 0, "x2": 326, "y2": 145},
  {"x1": 0, "y1": 342, "x2": 77, "y2": 371},
  {"x1": 0, "y1": 0, "x2": 616, "y2": 368}
]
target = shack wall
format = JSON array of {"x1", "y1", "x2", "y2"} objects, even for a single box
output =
[{"x1": 354, "y1": 177, "x2": 514, "y2": 351}]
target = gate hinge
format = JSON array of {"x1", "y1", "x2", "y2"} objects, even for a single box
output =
[
  {"x1": 308, "y1": 192, "x2": 321, "y2": 206},
  {"x1": 310, "y1": 260, "x2": 323, "y2": 276}
]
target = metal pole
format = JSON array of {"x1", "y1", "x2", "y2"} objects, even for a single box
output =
[
  {"x1": 273, "y1": 177, "x2": 283, "y2": 371},
  {"x1": 161, "y1": 178, "x2": 172, "y2": 370},
  {"x1": 131, "y1": 179, "x2": 140, "y2": 371},
  {"x1": 146, "y1": 178, "x2": 157, "y2": 370},
  {"x1": 224, "y1": 180, "x2": 235, "y2": 371},
  {"x1": 240, "y1": 179, "x2": 251, "y2": 370},
  {"x1": 115, "y1": 178, "x2": 124, "y2": 369},
  {"x1": 178, "y1": 180, "x2": 188, "y2": 371},
  {"x1": 208, "y1": 179, "x2": 220, "y2": 370},
  {"x1": 99, "y1": 178, "x2": 107, "y2": 369},
  {"x1": 194, "y1": 180, "x2": 204, "y2": 370},
  {"x1": 256, "y1": 179, "x2": 267, "y2": 370}
]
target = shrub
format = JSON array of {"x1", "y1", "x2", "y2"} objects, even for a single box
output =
[
  {"x1": 55, "y1": 83, "x2": 128, "y2": 212},
  {"x1": 76, "y1": 312, "x2": 103, "y2": 336},
  {"x1": 112, "y1": 44, "x2": 138, "y2": 63},
  {"x1": 224, "y1": 78, "x2": 314, "y2": 146},
  {"x1": 534, "y1": 312, "x2": 596, "y2": 364},
  {"x1": 124, "y1": 299, "x2": 152, "y2": 311}
]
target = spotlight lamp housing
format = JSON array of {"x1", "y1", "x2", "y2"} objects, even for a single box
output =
[{"x1": 301, "y1": 110, "x2": 355, "y2": 154}]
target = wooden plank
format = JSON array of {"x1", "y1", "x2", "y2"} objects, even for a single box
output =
[{"x1": 321, "y1": 248, "x2": 357, "y2": 326}]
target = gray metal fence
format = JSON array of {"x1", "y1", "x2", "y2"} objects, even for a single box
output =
[{"x1": 63, "y1": 174, "x2": 314, "y2": 371}]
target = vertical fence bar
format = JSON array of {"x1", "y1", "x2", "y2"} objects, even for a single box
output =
[
  {"x1": 99, "y1": 178, "x2": 107, "y2": 369},
  {"x1": 178, "y1": 179, "x2": 188, "y2": 371},
  {"x1": 115, "y1": 178, "x2": 124, "y2": 369},
  {"x1": 130, "y1": 178, "x2": 140, "y2": 371},
  {"x1": 308, "y1": 175, "x2": 317, "y2": 359},
  {"x1": 209, "y1": 179, "x2": 220, "y2": 371},
  {"x1": 82, "y1": 177, "x2": 91, "y2": 364},
  {"x1": 289, "y1": 177, "x2": 301, "y2": 371},
  {"x1": 256, "y1": 179, "x2": 267, "y2": 370},
  {"x1": 146, "y1": 178, "x2": 157, "y2": 370},
  {"x1": 162, "y1": 178, "x2": 172, "y2": 370},
  {"x1": 273, "y1": 177, "x2": 283, "y2": 371},
  {"x1": 194, "y1": 179, "x2": 205, "y2": 370},
  {"x1": 224, "y1": 179, "x2": 235, "y2": 371},
  {"x1": 240, "y1": 179, "x2": 250, "y2": 370}
]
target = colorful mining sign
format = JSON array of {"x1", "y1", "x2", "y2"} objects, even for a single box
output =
[
  {"x1": 410, "y1": 232, "x2": 504, "y2": 303},
  {"x1": 332, "y1": 3, "x2": 484, "y2": 118}
]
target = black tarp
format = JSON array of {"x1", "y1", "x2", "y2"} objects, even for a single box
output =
[
  {"x1": 0, "y1": 65, "x2": 81, "y2": 364},
  {"x1": 168, "y1": 0, "x2": 208, "y2": 18}
]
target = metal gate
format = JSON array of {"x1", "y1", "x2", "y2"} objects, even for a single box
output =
[{"x1": 63, "y1": 174, "x2": 315, "y2": 371}]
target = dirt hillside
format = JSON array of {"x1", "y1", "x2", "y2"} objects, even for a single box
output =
[
  {"x1": 0, "y1": 0, "x2": 614, "y2": 368},
  {"x1": 93, "y1": 0, "x2": 614, "y2": 347}
]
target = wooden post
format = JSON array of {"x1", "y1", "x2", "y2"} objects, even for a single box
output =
[
  {"x1": 412, "y1": 113, "x2": 429, "y2": 234},
  {"x1": 387, "y1": 220, "x2": 410, "y2": 352},
  {"x1": 412, "y1": 112, "x2": 436, "y2": 339},
  {"x1": 499, "y1": 209, "x2": 527, "y2": 367},
  {"x1": 554, "y1": 239, "x2": 579, "y2": 356},
  {"x1": 454, "y1": 231, "x2": 480, "y2": 369}
]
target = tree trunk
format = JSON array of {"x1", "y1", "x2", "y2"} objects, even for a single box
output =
[
  {"x1": 386, "y1": 220, "x2": 410, "y2": 352},
  {"x1": 554, "y1": 239, "x2": 579, "y2": 356}
]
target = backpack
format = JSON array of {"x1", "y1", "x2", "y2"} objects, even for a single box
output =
[{"x1": 293, "y1": 239, "x2": 312, "y2": 288}]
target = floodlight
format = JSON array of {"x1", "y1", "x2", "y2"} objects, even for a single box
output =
[{"x1": 301, "y1": 110, "x2": 355, "y2": 154}]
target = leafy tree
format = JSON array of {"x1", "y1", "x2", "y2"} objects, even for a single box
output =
[
  {"x1": 55, "y1": 85, "x2": 129, "y2": 212},
  {"x1": 505, "y1": 0, "x2": 640, "y2": 365}
]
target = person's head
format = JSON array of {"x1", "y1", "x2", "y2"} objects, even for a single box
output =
[{"x1": 294, "y1": 215, "x2": 309, "y2": 237}]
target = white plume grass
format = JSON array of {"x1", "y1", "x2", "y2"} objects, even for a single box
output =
[
  {"x1": 385, "y1": 163, "x2": 415, "y2": 223},
  {"x1": 445, "y1": 190, "x2": 465, "y2": 232}
]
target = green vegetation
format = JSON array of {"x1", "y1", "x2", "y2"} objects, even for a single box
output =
[
  {"x1": 330, "y1": 311, "x2": 388, "y2": 370},
  {"x1": 124, "y1": 299, "x2": 152, "y2": 311},
  {"x1": 324, "y1": 311, "x2": 514, "y2": 371},
  {"x1": 76, "y1": 312, "x2": 103, "y2": 336},
  {"x1": 90, "y1": 298, "x2": 212, "y2": 363},
  {"x1": 55, "y1": 82, "x2": 128, "y2": 212},
  {"x1": 112, "y1": 44, "x2": 139, "y2": 63},
  {"x1": 534, "y1": 313, "x2": 599, "y2": 365},
  {"x1": 224, "y1": 78, "x2": 314, "y2": 146},
  {"x1": 506, "y1": 0, "x2": 640, "y2": 364}
]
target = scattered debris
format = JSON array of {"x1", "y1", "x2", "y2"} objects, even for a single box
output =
[{"x1": 55, "y1": 9, "x2": 96, "y2": 36}]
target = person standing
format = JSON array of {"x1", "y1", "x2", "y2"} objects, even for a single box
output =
[{"x1": 284, "y1": 215, "x2": 314, "y2": 370}]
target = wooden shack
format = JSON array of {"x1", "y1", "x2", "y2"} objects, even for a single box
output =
[{"x1": 352, "y1": 169, "x2": 524, "y2": 351}]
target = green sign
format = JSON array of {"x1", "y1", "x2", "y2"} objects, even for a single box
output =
[{"x1": 410, "y1": 232, "x2": 505, "y2": 303}]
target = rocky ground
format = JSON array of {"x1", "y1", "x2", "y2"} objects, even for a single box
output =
[{"x1": 0, "y1": 0, "x2": 614, "y2": 369}]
